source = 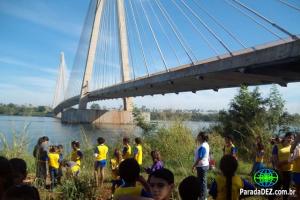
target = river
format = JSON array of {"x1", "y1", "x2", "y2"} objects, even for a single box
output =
[{"x1": 0, "y1": 115, "x2": 213, "y2": 153}]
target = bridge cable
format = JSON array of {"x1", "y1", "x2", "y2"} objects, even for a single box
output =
[
  {"x1": 179, "y1": 0, "x2": 233, "y2": 55},
  {"x1": 224, "y1": 0, "x2": 283, "y2": 40},
  {"x1": 124, "y1": 2, "x2": 136, "y2": 80},
  {"x1": 102, "y1": 0, "x2": 109, "y2": 88},
  {"x1": 277, "y1": 0, "x2": 300, "y2": 12},
  {"x1": 139, "y1": 0, "x2": 169, "y2": 72},
  {"x1": 232, "y1": 0, "x2": 297, "y2": 39},
  {"x1": 148, "y1": 0, "x2": 181, "y2": 66},
  {"x1": 192, "y1": 0, "x2": 247, "y2": 48},
  {"x1": 171, "y1": 0, "x2": 220, "y2": 56},
  {"x1": 154, "y1": 0, "x2": 196, "y2": 64},
  {"x1": 128, "y1": 0, "x2": 150, "y2": 77}
]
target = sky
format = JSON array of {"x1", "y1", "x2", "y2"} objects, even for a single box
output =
[{"x1": 0, "y1": 0, "x2": 300, "y2": 113}]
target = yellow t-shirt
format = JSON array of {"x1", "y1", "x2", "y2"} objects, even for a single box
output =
[
  {"x1": 278, "y1": 144, "x2": 293, "y2": 171},
  {"x1": 113, "y1": 186, "x2": 143, "y2": 200},
  {"x1": 111, "y1": 158, "x2": 123, "y2": 180},
  {"x1": 48, "y1": 153, "x2": 60, "y2": 169},
  {"x1": 134, "y1": 144, "x2": 143, "y2": 165},
  {"x1": 215, "y1": 175, "x2": 243, "y2": 200},
  {"x1": 95, "y1": 144, "x2": 109, "y2": 161},
  {"x1": 71, "y1": 149, "x2": 82, "y2": 166},
  {"x1": 123, "y1": 144, "x2": 132, "y2": 159}
]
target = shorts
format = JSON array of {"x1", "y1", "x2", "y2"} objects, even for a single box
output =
[
  {"x1": 293, "y1": 172, "x2": 300, "y2": 185},
  {"x1": 95, "y1": 160, "x2": 107, "y2": 169}
]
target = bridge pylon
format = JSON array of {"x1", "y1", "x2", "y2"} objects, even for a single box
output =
[{"x1": 79, "y1": 0, "x2": 105, "y2": 109}]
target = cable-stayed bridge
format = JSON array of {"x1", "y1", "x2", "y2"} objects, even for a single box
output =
[{"x1": 53, "y1": 0, "x2": 300, "y2": 121}]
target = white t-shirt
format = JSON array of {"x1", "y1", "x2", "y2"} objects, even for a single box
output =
[{"x1": 194, "y1": 142, "x2": 209, "y2": 167}]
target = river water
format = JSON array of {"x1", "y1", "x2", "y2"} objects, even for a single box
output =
[{"x1": 0, "y1": 115, "x2": 213, "y2": 153}]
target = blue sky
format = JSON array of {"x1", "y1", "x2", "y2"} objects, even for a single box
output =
[{"x1": 0, "y1": 0, "x2": 300, "y2": 113}]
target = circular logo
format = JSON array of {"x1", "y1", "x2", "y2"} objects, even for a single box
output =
[{"x1": 253, "y1": 168, "x2": 279, "y2": 188}]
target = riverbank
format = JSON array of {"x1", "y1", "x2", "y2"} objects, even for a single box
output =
[{"x1": 0, "y1": 120, "x2": 268, "y2": 200}]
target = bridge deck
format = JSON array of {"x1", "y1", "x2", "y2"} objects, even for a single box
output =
[{"x1": 54, "y1": 37, "x2": 300, "y2": 114}]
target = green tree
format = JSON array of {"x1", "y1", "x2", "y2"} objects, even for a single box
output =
[{"x1": 266, "y1": 85, "x2": 285, "y2": 132}]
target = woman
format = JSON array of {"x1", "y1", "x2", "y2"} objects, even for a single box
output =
[{"x1": 192, "y1": 131, "x2": 209, "y2": 200}]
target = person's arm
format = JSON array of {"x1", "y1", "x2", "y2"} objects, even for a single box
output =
[
  {"x1": 137, "y1": 175, "x2": 151, "y2": 193},
  {"x1": 231, "y1": 147, "x2": 238, "y2": 158},
  {"x1": 94, "y1": 147, "x2": 99, "y2": 158},
  {"x1": 209, "y1": 181, "x2": 217, "y2": 199},
  {"x1": 77, "y1": 151, "x2": 83, "y2": 160},
  {"x1": 192, "y1": 146, "x2": 206, "y2": 171},
  {"x1": 272, "y1": 145, "x2": 279, "y2": 168}
]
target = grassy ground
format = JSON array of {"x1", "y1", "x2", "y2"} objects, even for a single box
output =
[{"x1": 0, "y1": 121, "x2": 281, "y2": 199}]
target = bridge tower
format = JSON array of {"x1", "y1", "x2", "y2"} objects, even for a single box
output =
[
  {"x1": 79, "y1": 0, "x2": 105, "y2": 109},
  {"x1": 53, "y1": 52, "x2": 66, "y2": 109},
  {"x1": 79, "y1": 0, "x2": 133, "y2": 111}
]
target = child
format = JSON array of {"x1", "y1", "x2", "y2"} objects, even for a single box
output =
[
  {"x1": 111, "y1": 149, "x2": 124, "y2": 198},
  {"x1": 250, "y1": 142, "x2": 265, "y2": 175},
  {"x1": 71, "y1": 141, "x2": 83, "y2": 167},
  {"x1": 223, "y1": 135, "x2": 238, "y2": 159},
  {"x1": 290, "y1": 133, "x2": 300, "y2": 199},
  {"x1": 209, "y1": 155, "x2": 255, "y2": 200},
  {"x1": 94, "y1": 137, "x2": 109, "y2": 187},
  {"x1": 145, "y1": 150, "x2": 164, "y2": 176},
  {"x1": 3, "y1": 184, "x2": 40, "y2": 200},
  {"x1": 178, "y1": 176, "x2": 201, "y2": 200},
  {"x1": 48, "y1": 145, "x2": 61, "y2": 189},
  {"x1": 57, "y1": 144, "x2": 64, "y2": 184},
  {"x1": 122, "y1": 137, "x2": 132, "y2": 159},
  {"x1": 9, "y1": 158, "x2": 27, "y2": 185},
  {"x1": 114, "y1": 158, "x2": 151, "y2": 200},
  {"x1": 133, "y1": 137, "x2": 143, "y2": 166},
  {"x1": 0, "y1": 156, "x2": 13, "y2": 198},
  {"x1": 148, "y1": 168, "x2": 174, "y2": 200},
  {"x1": 62, "y1": 160, "x2": 80, "y2": 177}
]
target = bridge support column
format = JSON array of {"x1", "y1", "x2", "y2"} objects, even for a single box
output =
[
  {"x1": 79, "y1": 0, "x2": 105, "y2": 109},
  {"x1": 117, "y1": 0, "x2": 133, "y2": 111}
]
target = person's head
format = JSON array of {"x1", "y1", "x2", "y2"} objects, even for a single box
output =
[
  {"x1": 42, "y1": 136, "x2": 49, "y2": 144},
  {"x1": 0, "y1": 156, "x2": 13, "y2": 196},
  {"x1": 225, "y1": 135, "x2": 233, "y2": 145},
  {"x1": 178, "y1": 176, "x2": 201, "y2": 200},
  {"x1": 114, "y1": 149, "x2": 122, "y2": 160},
  {"x1": 135, "y1": 137, "x2": 142, "y2": 145},
  {"x1": 220, "y1": 155, "x2": 238, "y2": 200},
  {"x1": 57, "y1": 144, "x2": 63, "y2": 152},
  {"x1": 283, "y1": 132, "x2": 294, "y2": 145},
  {"x1": 37, "y1": 137, "x2": 44, "y2": 145},
  {"x1": 3, "y1": 185, "x2": 40, "y2": 200},
  {"x1": 123, "y1": 137, "x2": 130, "y2": 145},
  {"x1": 151, "y1": 150, "x2": 161, "y2": 162},
  {"x1": 9, "y1": 158, "x2": 27, "y2": 185},
  {"x1": 257, "y1": 142, "x2": 264, "y2": 151},
  {"x1": 97, "y1": 137, "x2": 105, "y2": 145},
  {"x1": 49, "y1": 145, "x2": 57, "y2": 153},
  {"x1": 196, "y1": 131, "x2": 209, "y2": 144},
  {"x1": 149, "y1": 168, "x2": 174, "y2": 200},
  {"x1": 71, "y1": 141, "x2": 80, "y2": 149},
  {"x1": 119, "y1": 158, "x2": 140, "y2": 184}
]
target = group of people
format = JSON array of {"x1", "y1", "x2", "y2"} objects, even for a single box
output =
[{"x1": 2, "y1": 131, "x2": 300, "y2": 200}]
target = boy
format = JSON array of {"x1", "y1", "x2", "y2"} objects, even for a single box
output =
[
  {"x1": 133, "y1": 137, "x2": 143, "y2": 165},
  {"x1": 148, "y1": 169, "x2": 174, "y2": 200},
  {"x1": 179, "y1": 176, "x2": 201, "y2": 200},
  {"x1": 48, "y1": 146, "x2": 61, "y2": 189},
  {"x1": 223, "y1": 135, "x2": 238, "y2": 159},
  {"x1": 94, "y1": 137, "x2": 109, "y2": 187},
  {"x1": 122, "y1": 137, "x2": 132, "y2": 159},
  {"x1": 9, "y1": 158, "x2": 27, "y2": 185},
  {"x1": 114, "y1": 158, "x2": 151, "y2": 200}
]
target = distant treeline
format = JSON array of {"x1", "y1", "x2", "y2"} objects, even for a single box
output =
[
  {"x1": 150, "y1": 109, "x2": 219, "y2": 121},
  {"x1": 0, "y1": 103, "x2": 53, "y2": 116}
]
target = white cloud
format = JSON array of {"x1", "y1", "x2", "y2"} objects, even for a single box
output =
[{"x1": 0, "y1": 57, "x2": 57, "y2": 75}]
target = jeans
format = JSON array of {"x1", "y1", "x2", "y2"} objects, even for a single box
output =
[
  {"x1": 197, "y1": 166, "x2": 209, "y2": 200},
  {"x1": 49, "y1": 167, "x2": 58, "y2": 189}
]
